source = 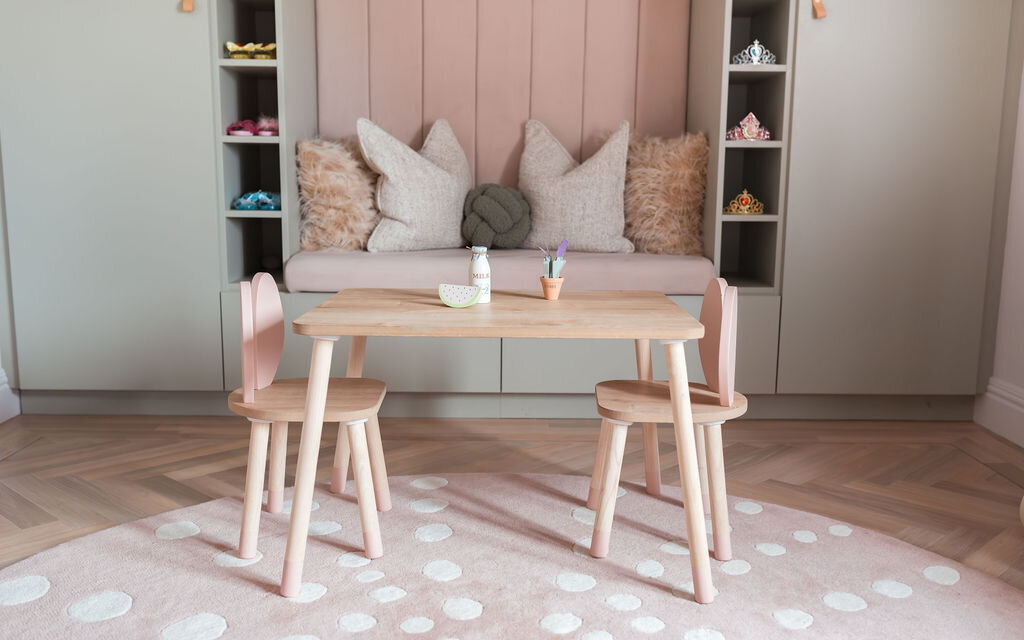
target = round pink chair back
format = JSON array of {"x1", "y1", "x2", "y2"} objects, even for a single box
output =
[
  {"x1": 699, "y1": 278, "x2": 738, "y2": 407},
  {"x1": 240, "y1": 272, "x2": 285, "y2": 402}
]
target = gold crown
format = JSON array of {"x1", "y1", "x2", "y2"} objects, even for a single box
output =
[{"x1": 723, "y1": 189, "x2": 764, "y2": 215}]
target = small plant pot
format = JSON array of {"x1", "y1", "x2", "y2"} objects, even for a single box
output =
[{"x1": 540, "y1": 276, "x2": 564, "y2": 301}]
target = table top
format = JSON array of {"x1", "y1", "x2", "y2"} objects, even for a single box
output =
[{"x1": 293, "y1": 289, "x2": 704, "y2": 340}]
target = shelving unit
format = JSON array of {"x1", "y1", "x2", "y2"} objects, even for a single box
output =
[
  {"x1": 688, "y1": 0, "x2": 796, "y2": 292},
  {"x1": 209, "y1": 0, "x2": 316, "y2": 287}
]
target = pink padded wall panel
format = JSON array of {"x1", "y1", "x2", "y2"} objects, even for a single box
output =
[
  {"x1": 636, "y1": 0, "x2": 691, "y2": 137},
  {"x1": 581, "y1": 0, "x2": 640, "y2": 158},
  {"x1": 531, "y1": 0, "x2": 586, "y2": 162},
  {"x1": 315, "y1": 0, "x2": 368, "y2": 139},
  {"x1": 368, "y1": 0, "x2": 423, "y2": 149}
]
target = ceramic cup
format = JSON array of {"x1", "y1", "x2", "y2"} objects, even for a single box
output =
[{"x1": 540, "y1": 276, "x2": 564, "y2": 301}]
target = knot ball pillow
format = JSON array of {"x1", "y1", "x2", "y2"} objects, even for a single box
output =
[
  {"x1": 519, "y1": 120, "x2": 634, "y2": 253},
  {"x1": 462, "y1": 184, "x2": 531, "y2": 249},
  {"x1": 624, "y1": 132, "x2": 709, "y2": 255},
  {"x1": 297, "y1": 138, "x2": 379, "y2": 251},
  {"x1": 357, "y1": 118, "x2": 472, "y2": 252}
]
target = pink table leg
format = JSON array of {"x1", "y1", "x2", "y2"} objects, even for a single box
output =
[{"x1": 663, "y1": 339, "x2": 714, "y2": 604}]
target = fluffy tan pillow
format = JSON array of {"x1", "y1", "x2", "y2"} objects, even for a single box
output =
[
  {"x1": 624, "y1": 132, "x2": 708, "y2": 255},
  {"x1": 297, "y1": 138, "x2": 379, "y2": 251}
]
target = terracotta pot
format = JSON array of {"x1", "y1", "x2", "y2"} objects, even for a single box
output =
[{"x1": 540, "y1": 276, "x2": 564, "y2": 301}]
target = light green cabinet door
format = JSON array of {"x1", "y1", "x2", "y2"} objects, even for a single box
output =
[
  {"x1": 0, "y1": 2, "x2": 222, "y2": 389},
  {"x1": 778, "y1": 0, "x2": 1010, "y2": 394}
]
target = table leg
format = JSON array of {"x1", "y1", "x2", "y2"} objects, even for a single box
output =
[
  {"x1": 281, "y1": 336, "x2": 336, "y2": 598},
  {"x1": 330, "y1": 424, "x2": 350, "y2": 494},
  {"x1": 664, "y1": 340, "x2": 714, "y2": 604},
  {"x1": 635, "y1": 339, "x2": 662, "y2": 497}
]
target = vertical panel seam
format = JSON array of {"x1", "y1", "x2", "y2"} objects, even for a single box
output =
[
  {"x1": 580, "y1": 0, "x2": 589, "y2": 161},
  {"x1": 365, "y1": 0, "x2": 373, "y2": 121},
  {"x1": 474, "y1": 0, "x2": 481, "y2": 183},
  {"x1": 420, "y1": 0, "x2": 426, "y2": 146},
  {"x1": 633, "y1": 0, "x2": 642, "y2": 129}
]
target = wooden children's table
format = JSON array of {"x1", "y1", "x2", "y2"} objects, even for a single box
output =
[{"x1": 283, "y1": 289, "x2": 712, "y2": 602}]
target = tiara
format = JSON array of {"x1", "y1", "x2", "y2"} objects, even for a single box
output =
[
  {"x1": 723, "y1": 189, "x2": 764, "y2": 215},
  {"x1": 726, "y1": 112, "x2": 771, "y2": 141},
  {"x1": 733, "y1": 40, "x2": 776, "y2": 65}
]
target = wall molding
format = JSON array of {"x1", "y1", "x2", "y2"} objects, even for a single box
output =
[{"x1": 975, "y1": 376, "x2": 1024, "y2": 447}]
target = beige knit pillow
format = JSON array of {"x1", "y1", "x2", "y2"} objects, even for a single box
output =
[
  {"x1": 519, "y1": 120, "x2": 634, "y2": 253},
  {"x1": 358, "y1": 118, "x2": 472, "y2": 252},
  {"x1": 297, "y1": 138, "x2": 379, "y2": 251},
  {"x1": 624, "y1": 132, "x2": 709, "y2": 255}
]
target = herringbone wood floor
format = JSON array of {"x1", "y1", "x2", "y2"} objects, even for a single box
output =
[{"x1": 1, "y1": 416, "x2": 1023, "y2": 590}]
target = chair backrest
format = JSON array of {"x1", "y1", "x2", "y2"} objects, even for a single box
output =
[
  {"x1": 698, "y1": 278, "x2": 739, "y2": 407},
  {"x1": 240, "y1": 272, "x2": 285, "y2": 402}
]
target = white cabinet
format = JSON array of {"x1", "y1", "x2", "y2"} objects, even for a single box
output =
[{"x1": 0, "y1": 1, "x2": 223, "y2": 389}]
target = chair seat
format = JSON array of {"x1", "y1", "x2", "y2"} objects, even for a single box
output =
[
  {"x1": 595, "y1": 380, "x2": 747, "y2": 424},
  {"x1": 228, "y1": 378, "x2": 386, "y2": 423}
]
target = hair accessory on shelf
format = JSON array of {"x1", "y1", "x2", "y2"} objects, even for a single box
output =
[
  {"x1": 723, "y1": 189, "x2": 764, "y2": 215},
  {"x1": 732, "y1": 39, "x2": 776, "y2": 65},
  {"x1": 256, "y1": 116, "x2": 279, "y2": 136},
  {"x1": 233, "y1": 190, "x2": 282, "y2": 211},
  {"x1": 227, "y1": 120, "x2": 258, "y2": 136},
  {"x1": 225, "y1": 42, "x2": 277, "y2": 59},
  {"x1": 726, "y1": 112, "x2": 771, "y2": 141}
]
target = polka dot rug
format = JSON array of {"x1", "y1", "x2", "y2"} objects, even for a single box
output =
[{"x1": 1, "y1": 473, "x2": 1021, "y2": 639}]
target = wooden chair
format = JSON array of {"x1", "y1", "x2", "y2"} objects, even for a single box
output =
[
  {"x1": 227, "y1": 272, "x2": 389, "y2": 562},
  {"x1": 587, "y1": 278, "x2": 747, "y2": 564}
]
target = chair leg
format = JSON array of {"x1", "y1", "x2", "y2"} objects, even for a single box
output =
[
  {"x1": 694, "y1": 423, "x2": 711, "y2": 515},
  {"x1": 590, "y1": 419, "x2": 630, "y2": 558},
  {"x1": 266, "y1": 421, "x2": 288, "y2": 514},
  {"x1": 587, "y1": 420, "x2": 612, "y2": 510},
  {"x1": 705, "y1": 421, "x2": 731, "y2": 561},
  {"x1": 634, "y1": 339, "x2": 662, "y2": 497},
  {"x1": 347, "y1": 419, "x2": 383, "y2": 559},
  {"x1": 330, "y1": 423, "x2": 350, "y2": 494},
  {"x1": 238, "y1": 420, "x2": 271, "y2": 559},
  {"x1": 363, "y1": 413, "x2": 392, "y2": 512}
]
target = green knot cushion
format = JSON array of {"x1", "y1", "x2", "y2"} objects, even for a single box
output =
[{"x1": 462, "y1": 184, "x2": 531, "y2": 249}]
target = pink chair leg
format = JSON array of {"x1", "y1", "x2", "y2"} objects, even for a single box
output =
[
  {"x1": 587, "y1": 420, "x2": 611, "y2": 510},
  {"x1": 330, "y1": 423, "x2": 350, "y2": 494},
  {"x1": 347, "y1": 419, "x2": 383, "y2": 558},
  {"x1": 590, "y1": 419, "x2": 630, "y2": 559},
  {"x1": 694, "y1": 423, "x2": 712, "y2": 515},
  {"x1": 239, "y1": 420, "x2": 271, "y2": 559},
  {"x1": 635, "y1": 339, "x2": 662, "y2": 497},
  {"x1": 364, "y1": 414, "x2": 392, "y2": 512},
  {"x1": 705, "y1": 421, "x2": 732, "y2": 561},
  {"x1": 267, "y1": 421, "x2": 288, "y2": 513}
]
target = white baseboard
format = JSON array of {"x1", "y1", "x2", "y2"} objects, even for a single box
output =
[
  {"x1": 0, "y1": 367, "x2": 20, "y2": 423},
  {"x1": 975, "y1": 377, "x2": 1024, "y2": 447}
]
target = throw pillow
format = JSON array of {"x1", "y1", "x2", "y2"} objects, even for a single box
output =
[
  {"x1": 462, "y1": 184, "x2": 531, "y2": 249},
  {"x1": 519, "y1": 119, "x2": 634, "y2": 253},
  {"x1": 624, "y1": 132, "x2": 709, "y2": 255},
  {"x1": 297, "y1": 138, "x2": 379, "y2": 251},
  {"x1": 358, "y1": 118, "x2": 472, "y2": 252}
]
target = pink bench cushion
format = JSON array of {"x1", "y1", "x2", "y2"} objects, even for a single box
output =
[{"x1": 284, "y1": 248, "x2": 715, "y2": 295}]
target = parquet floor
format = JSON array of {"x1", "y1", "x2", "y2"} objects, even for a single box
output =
[{"x1": 1, "y1": 416, "x2": 1023, "y2": 590}]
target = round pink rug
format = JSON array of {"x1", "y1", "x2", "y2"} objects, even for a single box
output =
[{"x1": 0, "y1": 473, "x2": 1021, "y2": 639}]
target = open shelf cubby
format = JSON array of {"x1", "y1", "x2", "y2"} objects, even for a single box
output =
[
  {"x1": 727, "y1": 71, "x2": 787, "y2": 140},
  {"x1": 218, "y1": 68, "x2": 277, "y2": 129},
  {"x1": 225, "y1": 217, "x2": 283, "y2": 284},
  {"x1": 722, "y1": 147, "x2": 782, "y2": 215},
  {"x1": 222, "y1": 143, "x2": 280, "y2": 210},
  {"x1": 719, "y1": 221, "x2": 778, "y2": 288},
  {"x1": 215, "y1": 0, "x2": 276, "y2": 54},
  {"x1": 730, "y1": 0, "x2": 791, "y2": 65}
]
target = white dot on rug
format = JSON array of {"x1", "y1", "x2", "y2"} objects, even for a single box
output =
[
  {"x1": 684, "y1": 629, "x2": 726, "y2": 640},
  {"x1": 773, "y1": 609, "x2": 813, "y2": 630},
  {"x1": 635, "y1": 560, "x2": 664, "y2": 578},
  {"x1": 606, "y1": 593, "x2": 641, "y2": 611},
  {"x1": 281, "y1": 499, "x2": 320, "y2": 515},
  {"x1": 872, "y1": 580, "x2": 912, "y2": 598},
  {"x1": 0, "y1": 575, "x2": 50, "y2": 605},
  {"x1": 572, "y1": 537, "x2": 592, "y2": 556},
  {"x1": 338, "y1": 613, "x2": 377, "y2": 633},
  {"x1": 923, "y1": 566, "x2": 960, "y2": 586},
  {"x1": 581, "y1": 632, "x2": 613, "y2": 640},
  {"x1": 540, "y1": 613, "x2": 582, "y2": 635},
  {"x1": 793, "y1": 530, "x2": 818, "y2": 543},
  {"x1": 673, "y1": 582, "x2": 720, "y2": 599},
  {"x1": 755, "y1": 543, "x2": 786, "y2": 557},
  {"x1": 630, "y1": 616, "x2": 665, "y2": 634},
  {"x1": 617, "y1": 487, "x2": 627, "y2": 498},
  {"x1": 213, "y1": 550, "x2": 262, "y2": 567},
  {"x1": 659, "y1": 541, "x2": 690, "y2": 556},
  {"x1": 369, "y1": 585, "x2": 407, "y2": 603},
  {"x1": 356, "y1": 570, "x2": 385, "y2": 583},
  {"x1": 720, "y1": 559, "x2": 751, "y2": 576},
  {"x1": 572, "y1": 507, "x2": 596, "y2": 525},
  {"x1": 288, "y1": 583, "x2": 327, "y2": 603},
  {"x1": 443, "y1": 597, "x2": 483, "y2": 620},
  {"x1": 823, "y1": 591, "x2": 867, "y2": 612},
  {"x1": 337, "y1": 552, "x2": 372, "y2": 568},
  {"x1": 555, "y1": 572, "x2": 596, "y2": 592},
  {"x1": 411, "y1": 477, "x2": 448, "y2": 490},
  {"x1": 734, "y1": 501, "x2": 763, "y2": 514},
  {"x1": 67, "y1": 591, "x2": 133, "y2": 622},
  {"x1": 161, "y1": 612, "x2": 226, "y2": 640},
  {"x1": 308, "y1": 521, "x2": 342, "y2": 536},
  {"x1": 423, "y1": 559, "x2": 462, "y2": 582},
  {"x1": 155, "y1": 521, "x2": 200, "y2": 540},
  {"x1": 415, "y1": 523, "x2": 453, "y2": 542},
  {"x1": 410, "y1": 498, "x2": 449, "y2": 513},
  {"x1": 400, "y1": 617, "x2": 434, "y2": 634},
  {"x1": 828, "y1": 524, "x2": 852, "y2": 537}
]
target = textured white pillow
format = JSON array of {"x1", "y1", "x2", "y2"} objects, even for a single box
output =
[
  {"x1": 519, "y1": 120, "x2": 634, "y2": 253},
  {"x1": 358, "y1": 118, "x2": 472, "y2": 252}
]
